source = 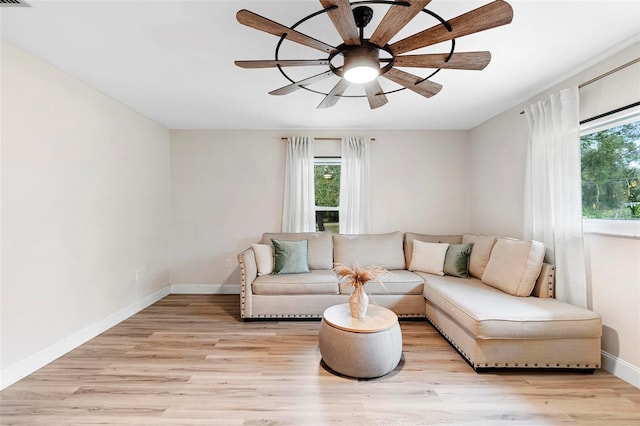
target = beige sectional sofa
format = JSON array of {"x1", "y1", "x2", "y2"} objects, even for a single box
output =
[{"x1": 237, "y1": 231, "x2": 602, "y2": 371}]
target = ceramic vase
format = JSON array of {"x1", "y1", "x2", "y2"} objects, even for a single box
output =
[{"x1": 349, "y1": 286, "x2": 369, "y2": 319}]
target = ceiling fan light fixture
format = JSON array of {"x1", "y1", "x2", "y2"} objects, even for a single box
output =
[
  {"x1": 235, "y1": 1, "x2": 514, "y2": 108},
  {"x1": 344, "y1": 65, "x2": 379, "y2": 84},
  {"x1": 343, "y1": 46, "x2": 380, "y2": 84}
]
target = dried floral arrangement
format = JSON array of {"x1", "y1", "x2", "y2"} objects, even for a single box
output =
[{"x1": 334, "y1": 263, "x2": 388, "y2": 292}]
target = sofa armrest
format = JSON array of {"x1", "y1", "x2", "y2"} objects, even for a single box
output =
[
  {"x1": 531, "y1": 263, "x2": 555, "y2": 298},
  {"x1": 237, "y1": 247, "x2": 258, "y2": 318}
]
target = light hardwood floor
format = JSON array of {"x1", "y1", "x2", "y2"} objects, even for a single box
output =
[{"x1": 1, "y1": 295, "x2": 639, "y2": 425}]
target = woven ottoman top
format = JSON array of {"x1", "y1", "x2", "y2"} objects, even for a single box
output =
[{"x1": 323, "y1": 303, "x2": 398, "y2": 333}]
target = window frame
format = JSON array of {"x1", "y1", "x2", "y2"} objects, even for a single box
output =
[{"x1": 580, "y1": 108, "x2": 640, "y2": 238}]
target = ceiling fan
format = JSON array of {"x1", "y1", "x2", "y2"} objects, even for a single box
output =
[{"x1": 235, "y1": 0, "x2": 513, "y2": 109}]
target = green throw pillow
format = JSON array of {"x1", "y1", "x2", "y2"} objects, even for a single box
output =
[
  {"x1": 271, "y1": 239, "x2": 310, "y2": 274},
  {"x1": 443, "y1": 243, "x2": 474, "y2": 278}
]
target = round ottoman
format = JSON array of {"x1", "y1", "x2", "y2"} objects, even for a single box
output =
[{"x1": 319, "y1": 303, "x2": 402, "y2": 378}]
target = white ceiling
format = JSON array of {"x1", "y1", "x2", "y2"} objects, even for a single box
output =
[{"x1": 2, "y1": 0, "x2": 639, "y2": 130}]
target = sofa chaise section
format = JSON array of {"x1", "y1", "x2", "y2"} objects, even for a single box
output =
[{"x1": 405, "y1": 232, "x2": 602, "y2": 371}]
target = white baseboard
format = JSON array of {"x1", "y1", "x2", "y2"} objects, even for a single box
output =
[
  {"x1": 0, "y1": 286, "x2": 170, "y2": 391},
  {"x1": 602, "y1": 350, "x2": 640, "y2": 389},
  {"x1": 170, "y1": 283, "x2": 240, "y2": 294}
]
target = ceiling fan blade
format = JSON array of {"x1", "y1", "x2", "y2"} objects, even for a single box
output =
[
  {"x1": 394, "y1": 51, "x2": 491, "y2": 70},
  {"x1": 369, "y1": 0, "x2": 433, "y2": 47},
  {"x1": 363, "y1": 80, "x2": 388, "y2": 109},
  {"x1": 317, "y1": 78, "x2": 350, "y2": 109},
  {"x1": 269, "y1": 70, "x2": 334, "y2": 96},
  {"x1": 320, "y1": 0, "x2": 360, "y2": 45},
  {"x1": 237, "y1": 9, "x2": 335, "y2": 54},
  {"x1": 235, "y1": 59, "x2": 330, "y2": 69},
  {"x1": 390, "y1": 0, "x2": 514, "y2": 55},
  {"x1": 382, "y1": 68, "x2": 442, "y2": 98}
]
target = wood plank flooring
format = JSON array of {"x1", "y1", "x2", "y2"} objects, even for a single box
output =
[{"x1": 1, "y1": 294, "x2": 639, "y2": 425}]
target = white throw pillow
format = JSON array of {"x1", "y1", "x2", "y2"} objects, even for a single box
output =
[
  {"x1": 252, "y1": 243, "x2": 274, "y2": 275},
  {"x1": 481, "y1": 237, "x2": 545, "y2": 296},
  {"x1": 409, "y1": 240, "x2": 449, "y2": 276}
]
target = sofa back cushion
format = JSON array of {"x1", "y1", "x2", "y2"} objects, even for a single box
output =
[
  {"x1": 481, "y1": 237, "x2": 546, "y2": 296},
  {"x1": 404, "y1": 233, "x2": 462, "y2": 269},
  {"x1": 334, "y1": 231, "x2": 405, "y2": 269},
  {"x1": 261, "y1": 232, "x2": 333, "y2": 270},
  {"x1": 462, "y1": 234, "x2": 497, "y2": 279}
]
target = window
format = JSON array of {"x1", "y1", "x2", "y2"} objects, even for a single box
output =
[
  {"x1": 314, "y1": 157, "x2": 340, "y2": 232},
  {"x1": 581, "y1": 113, "x2": 640, "y2": 220}
]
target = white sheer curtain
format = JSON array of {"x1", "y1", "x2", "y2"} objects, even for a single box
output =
[
  {"x1": 339, "y1": 136, "x2": 372, "y2": 234},
  {"x1": 282, "y1": 136, "x2": 315, "y2": 232},
  {"x1": 524, "y1": 86, "x2": 587, "y2": 307}
]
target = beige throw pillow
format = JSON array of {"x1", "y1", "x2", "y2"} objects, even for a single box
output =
[
  {"x1": 403, "y1": 232, "x2": 462, "y2": 269},
  {"x1": 462, "y1": 234, "x2": 497, "y2": 279},
  {"x1": 252, "y1": 243, "x2": 273, "y2": 275},
  {"x1": 409, "y1": 240, "x2": 449, "y2": 276},
  {"x1": 481, "y1": 237, "x2": 545, "y2": 296}
]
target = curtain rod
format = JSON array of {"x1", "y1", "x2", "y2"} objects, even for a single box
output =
[
  {"x1": 519, "y1": 57, "x2": 640, "y2": 115},
  {"x1": 281, "y1": 137, "x2": 376, "y2": 141},
  {"x1": 578, "y1": 57, "x2": 639, "y2": 89}
]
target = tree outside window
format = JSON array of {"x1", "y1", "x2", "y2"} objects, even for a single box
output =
[
  {"x1": 581, "y1": 118, "x2": 640, "y2": 219},
  {"x1": 314, "y1": 158, "x2": 340, "y2": 232}
]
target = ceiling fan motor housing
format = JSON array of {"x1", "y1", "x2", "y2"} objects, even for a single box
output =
[{"x1": 343, "y1": 43, "x2": 380, "y2": 83}]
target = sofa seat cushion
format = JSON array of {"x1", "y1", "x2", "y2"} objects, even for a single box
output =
[
  {"x1": 253, "y1": 270, "x2": 339, "y2": 295},
  {"x1": 340, "y1": 270, "x2": 424, "y2": 295},
  {"x1": 419, "y1": 273, "x2": 601, "y2": 340}
]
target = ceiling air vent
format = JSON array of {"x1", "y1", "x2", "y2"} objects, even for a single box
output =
[{"x1": 0, "y1": 0, "x2": 30, "y2": 6}]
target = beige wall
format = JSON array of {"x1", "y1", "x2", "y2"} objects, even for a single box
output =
[
  {"x1": 585, "y1": 234, "x2": 640, "y2": 369},
  {"x1": 468, "y1": 111, "x2": 529, "y2": 238},
  {"x1": 469, "y1": 42, "x2": 640, "y2": 385},
  {"x1": 170, "y1": 130, "x2": 285, "y2": 286},
  {"x1": 1, "y1": 40, "x2": 171, "y2": 385},
  {"x1": 169, "y1": 129, "x2": 470, "y2": 285}
]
